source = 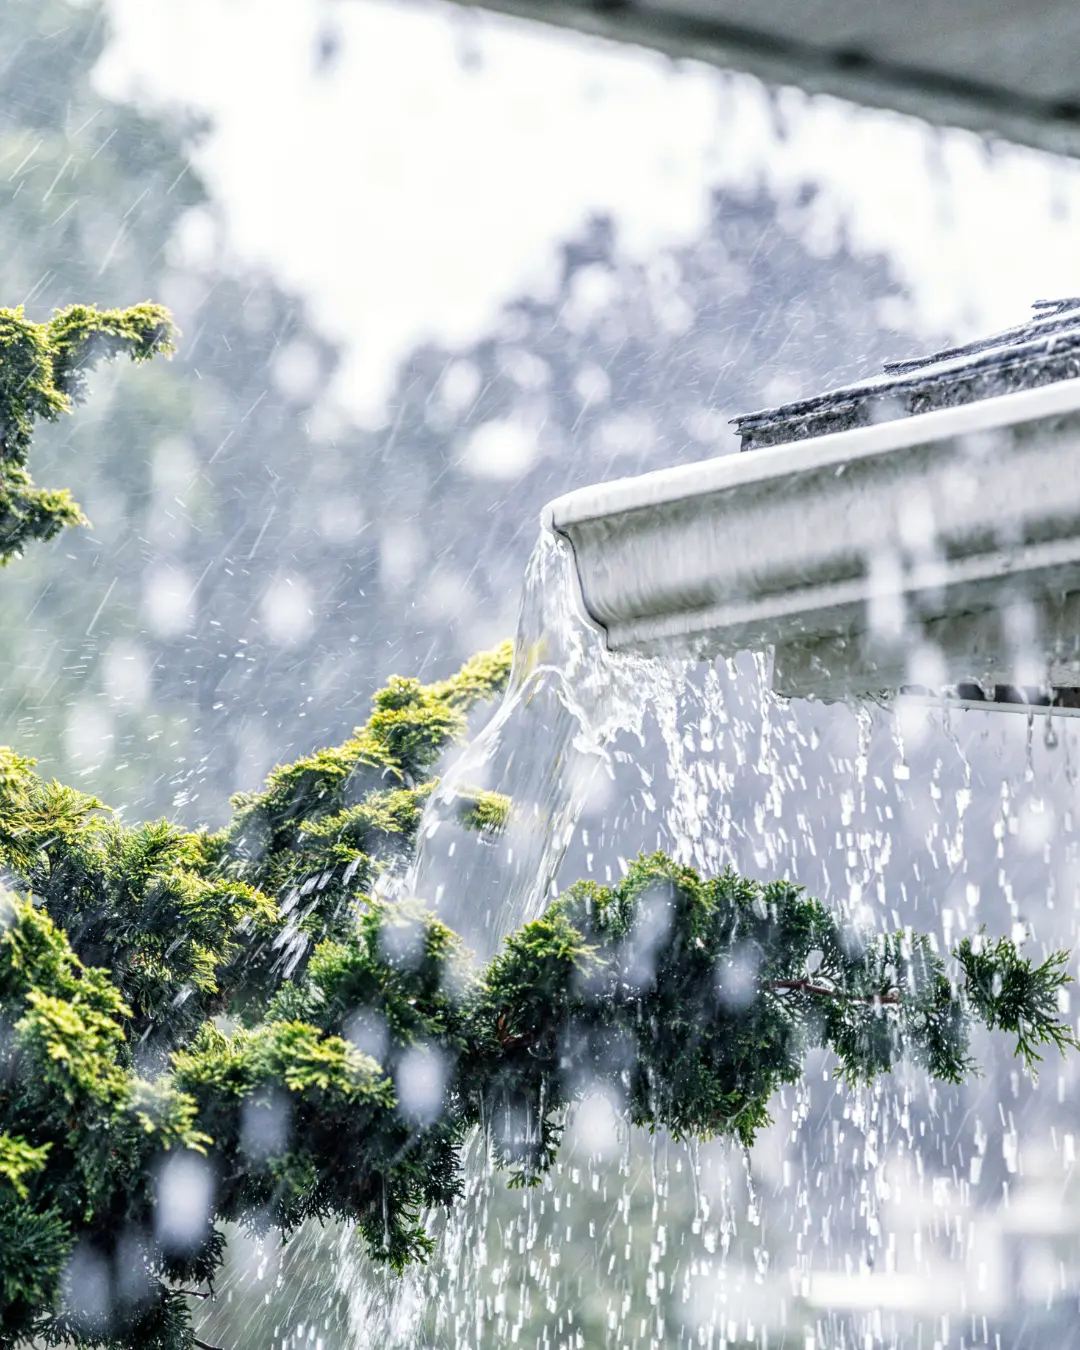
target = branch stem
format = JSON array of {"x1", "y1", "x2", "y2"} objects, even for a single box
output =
[{"x1": 764, "y1": 978, "x2": 901, "y2": 1006}]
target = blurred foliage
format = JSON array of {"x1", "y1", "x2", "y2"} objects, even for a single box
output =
[{"x1": 0, "y1": 0, "x2": 352, "y2": 823}]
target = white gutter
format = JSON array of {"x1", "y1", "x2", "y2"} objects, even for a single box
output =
[{"x1": 544, "y1": 379, "x2": 1080, "y2": 701}]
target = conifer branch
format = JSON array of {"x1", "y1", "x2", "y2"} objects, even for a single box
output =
[
  {"x1": 763, "y1": 978, "x2": 902, "y2": 1004},
  {"x1": 0, "y1": 303, "x2": 176, "y2": 564},
  {"x1": 0, "y1": 336, "x2": 1074, "y2": 1350}
]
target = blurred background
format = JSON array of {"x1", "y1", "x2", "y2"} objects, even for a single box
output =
[{"x1": 7, "y1": 1, "x2": 1080, "y2": 1346}]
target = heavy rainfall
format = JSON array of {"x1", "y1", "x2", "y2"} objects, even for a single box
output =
[{"x1": 5, "y1": 3, "x2": 1080, "y2": 1350}]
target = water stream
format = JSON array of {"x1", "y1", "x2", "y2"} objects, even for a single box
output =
[
  {"x1": 403, "y1": 526, "x2": 675, "y2": 959},
  {"x1": 201, "y1": 527, "x2": 1080, "y2": 1350},
  {"x1": 343, "y1": 525, "x2": 684, "y2": 1347}
]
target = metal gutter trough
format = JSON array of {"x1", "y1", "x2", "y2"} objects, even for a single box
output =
[{"x1": 544, "y1": 302, "x2": 1080, "y2": 714}]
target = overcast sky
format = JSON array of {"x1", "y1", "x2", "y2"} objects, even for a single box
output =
[{"x1": 100, "y1": 0, "x2": 1080, "y2": 424}]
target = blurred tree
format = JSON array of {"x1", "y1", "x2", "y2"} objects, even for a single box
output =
[
  {"x1": 0, "y1": 0, "x2": 915, "y2": 835},
  {"x1": 0, "y1": 0, "x2": 360, "y2": 823},
  {"x1": 354, "y1": 196, "x2": 910, "y2": 683}
]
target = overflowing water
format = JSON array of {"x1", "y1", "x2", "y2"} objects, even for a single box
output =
[
  {"x1": 403, "y1": 527, "x2": 678, "y2": 958},
  {"x1": 341, "y1": 526, "x2": 682, "y2": 1346},
  {"x1": 197, "y1": 526, "x2": 1080, "y2": 1350}
]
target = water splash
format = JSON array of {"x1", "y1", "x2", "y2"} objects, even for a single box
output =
[
  {"x1": 338, "y1": 526, "x2": 683, "y2": 1347},
  {"x1": 405, "y1": 525, "x2": 672, "y2": 960}
]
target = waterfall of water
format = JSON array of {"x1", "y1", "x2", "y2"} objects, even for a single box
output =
[
  {"x1": 404, "y1": 525, "x2": 675, "y2": 959},
  {"x1": 236, "y1": 525, "x2": 1080, "y2": 1350},
  {"x1": 336, "y1": 525, "x2": 685, "y2": 1347}
]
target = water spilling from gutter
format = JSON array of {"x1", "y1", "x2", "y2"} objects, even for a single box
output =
[
  {"x1": 404, "y1": 525, "x2": 677, "y2": 961},
  {"x1": 225, "y1": 510, "x2": 1080, "y2": 1350},
  {"x1": 338, "y1": 523, "x2": 688, "y2": 1347},
  {"x1": 323, "y1": 347, "x2": 1080, "y2": 1345}
]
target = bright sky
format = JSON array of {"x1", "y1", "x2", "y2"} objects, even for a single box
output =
[{"x1": 100, "y1": 0, "x2": 1080, "y2": 424}]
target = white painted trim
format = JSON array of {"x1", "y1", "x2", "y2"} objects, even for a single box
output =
[{"x1": 544, "y1": 379, "x2": 1080, "y2": 695}]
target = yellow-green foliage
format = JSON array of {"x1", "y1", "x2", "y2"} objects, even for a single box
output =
[
  {"x1": 458, "y1": 788, "x2": 511, "y2": 834},
  {"x1": 0, "y1": 303, "x2": 175, "y2": 562},
  {"x1": 0, "y1": 639, "x2": 515, "y2": 1347},
  {"x1": 0, "y1": 1134, "x2": 50, "y2": 1202}
]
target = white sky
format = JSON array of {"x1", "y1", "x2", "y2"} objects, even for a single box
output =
[{"x1": 100, "y1": 0, "x2": 1080, "y2": 424}]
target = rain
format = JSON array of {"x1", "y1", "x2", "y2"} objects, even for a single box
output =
[{"x1": 5, "y1": 2, "x2": 1080, "y2": 1350}]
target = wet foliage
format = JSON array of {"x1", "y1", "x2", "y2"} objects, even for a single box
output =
[
  {"x1": 0, "y1": 630, "x2": 514, "y2": 1347},
  {"x1": 0, "y1": 355, "x2": 1075, "y2": 1347},
  {"x1": 0, "y1": 303, "x2": 174, "y2": 563}
]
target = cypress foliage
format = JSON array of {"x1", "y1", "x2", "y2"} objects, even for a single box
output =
[
  {"x1": 0, "y1": 304, "x2": 175, "y2": 563},
  {"x1": 0, "y1": 307, "x2": 1075, "y2": 1349}
]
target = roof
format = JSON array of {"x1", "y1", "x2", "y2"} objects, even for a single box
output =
[{"x1": 733, "y1": 298, "x2": 1080, "y2": 450}]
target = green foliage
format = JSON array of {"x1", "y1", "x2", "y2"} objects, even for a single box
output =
[
  {"x1": 0, "y1": 302, "x2": 175, "y2": 569},
  {"x1": 0, "y1": 1134, "x2": 50, "y2": 1201},
  {"x1": 0, "y1": 311, "x2": 1074, "y2": 1350},
  {"x1": 0, "y1": 888, "x2": 210, "y2": 1346},
  {"x1": 0, "y1": 653, "x2": 1076, "y2": 1348},
  {"x1": 0, "y1": 303, "x2": 175, "y2": 563},
  {"x1": 0, "y1": 637, "x2": 516, "y2": 1347},
  {"x1": 459, "y1": 857, "x2": 1075, "y2": 1174},
  {"x1": 956, "y1": 932, "x2": 1077, "y2": 1070}
]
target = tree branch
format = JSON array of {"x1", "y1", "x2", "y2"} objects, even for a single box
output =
[{"x1": 763, "y1": 978, "x2": 901, "y2": 1005}]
